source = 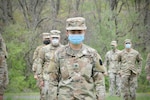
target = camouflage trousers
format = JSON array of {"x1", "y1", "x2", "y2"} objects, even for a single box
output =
[
  {"x1": 0, "y1": 85, "x2": 4, "y2": 95},
  {"x1": 0, "y1": 66, "x2": 5, "y2": 95},
  {"x1": 58, "y1": 87, "x2": 97, "y2": 100},
  {"x1": 40, "y1": 80, "x2": 58, "y2": 100},
  {"x1": 121, "y1": 72, "x2": 137, "y2": 100},
  {"x1": 40, "y1": 80, "x2": 49, "y2": 100},
  {"x1": 96, "y1": 73, "x2": 106, "y2": 100},
  {"x1": 57, "y1": 73, "x2": 106, "y2": 100},
  {"x1": 108, "y1": 73, "x2": 121, "y2": 96}
]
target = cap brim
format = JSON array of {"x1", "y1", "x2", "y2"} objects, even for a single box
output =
[
  {"x1": 43, "y1": 36, "x2": 50, "y2": 38},
  {"x1": 111, "y1": 43, "x2": 116, "y2": 46},
  {"x1": 51, "y1": 35, "x2": 60, "y2": 37},
  {"x1": 66, "y1": 27, "x2": 87, "y2": 30}
]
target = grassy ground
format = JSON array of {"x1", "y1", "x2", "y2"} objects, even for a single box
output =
[
  {"x1": 106, "y1": 93, "x2": 150, "y2": 100},
  {"x1": 4, "y1": 93, "x2": 150, "y2": 100},
  {"x1": 4, "y1": 93, "x2": 40, "y2": 100}
]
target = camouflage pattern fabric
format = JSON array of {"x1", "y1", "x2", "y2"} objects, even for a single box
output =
[
  {"x1": 0, "y1": 34, "x2": 8, "y2": 58},
  {"x1": 32, "y1": 45, "x2": 45, "y2": 73},
  {"x1": 0, "y1": 53, "x2": 5, "y2": 95},
  {"x1": 104, "y1": 49, "x2": 121, "y2": 96},
  {"x1": 145, "y1": 53, "x2": 150, "y2": 77},
  {"x1": 32, "y1": 44, "x2": 46, "y2": 100},
  {"x1": 118, "y1": 48, "x2": 142, "y2": 100},
  {"x1": 121, "y1": 71, "x2": 137, "y2": 100},
  {"x1": 49, "y1": 44, "x2": 106, "y2": 100},
  {"x1": 36, "y1": 43, "x2": 63, "y2": 100},
  {"x1": 0, "y1": 34, "x2": 8, "y2": 95}
]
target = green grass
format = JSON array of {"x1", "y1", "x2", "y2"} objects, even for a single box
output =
[
  {"x1": 4, "y1": 93, "x2": 40, "y2": 100},
  {"x1": 4, "y1": 93, "x2": 150, "y2": 100},
  {"x1": 106, "y1": 93, "x2": 150, "y2": 100}
]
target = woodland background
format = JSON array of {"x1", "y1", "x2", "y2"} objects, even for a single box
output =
[{"x1": 0, "y1": 0, "x2": 150, "y2": 93}]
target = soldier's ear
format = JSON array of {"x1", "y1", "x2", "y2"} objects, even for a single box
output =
[{"x1": 66, "y1": 30, "x2": 69, "y2": 37}]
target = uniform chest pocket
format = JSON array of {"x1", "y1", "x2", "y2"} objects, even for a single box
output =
[
  {"x1": 45, "y1": 52, "x2": 53, "y2": 61},
  {"x1": 45, "y1": 53, "x2": 51, "y2": 60},
  {"x1": 59, "y1": 57, "x2": 93, "y2": 80},
  {"x1": 81, "y1": 63, "x2": 93, "y2": 79}
]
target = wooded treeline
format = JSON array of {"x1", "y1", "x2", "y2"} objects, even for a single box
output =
[{"x1": 0, "y1": 0, "x2": 150, "y2": 92}]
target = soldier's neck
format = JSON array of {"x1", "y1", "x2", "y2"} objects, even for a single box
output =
[
  {"x1": 126, "y1": 48, "x2": 131, "y2": 52},
  {"x1": 69, "y1": 43, "x2": 82, "y2": 50},
  {"x1": 112, "y1": 49, "x2": 116, "y2": 52}
]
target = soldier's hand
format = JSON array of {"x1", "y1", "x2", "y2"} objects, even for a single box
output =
[
  {"x1": 39, "y1": 80, "x2": 44, "y2": 87},
  {"x1": 146, "y1": 75, "x2": 150, "y2": 81},
  {"x1": 34, "y1": 74, "x2": 38, "y2": 80},
  {"x1": 103, "y1": 72, "x2": 108, "y2": 76}
]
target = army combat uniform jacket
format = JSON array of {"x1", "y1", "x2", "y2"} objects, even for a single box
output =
[
  {"x1": 48, "y1": 44, "x2": 105, "y2": 100},
  {"x1": 118, "y1": 48, "x2": 142, "y2": 75},
  {"x1": 32, "y1": 45, "x2": 45, "y2": 73},
  {"x1": 36, "y1": 44, "x2": 64, "y2": 80},
  {"x1": 104, "y1": 49, "x2": 121, "y2": 74}
]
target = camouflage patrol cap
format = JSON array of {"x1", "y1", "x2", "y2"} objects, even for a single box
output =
[
  {"x1": 66, "y1": 17, "x2": 87, "y2": 30},
  {"x1": 42, "y1": 32, "x2": 50, "y2": 38},
  {"x1": 124, "y1": 39, "x2": 131, "y2": 44},
  {"x1": 50, "y1": 30, "x2": 61, "y2": 37},
  {"x1": 111, "y1": 41, "x2": 117, "y2": 46}
]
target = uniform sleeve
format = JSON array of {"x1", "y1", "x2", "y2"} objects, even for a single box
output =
[
  {"x1": 0, "y1": 53, "x2": 8, "y2": 88},
  {"x1": 55, "y1": 51, "x2": 61, "y2": 81},
  {"x1": 103, "y1": 53, "x2": 109, "y2": 73},
  {"x1": 92, "y1": 52, "x2": 106, "y2": 99},
  {"x1": 3, "y1": 59, "x2": 9, "y2": 88},
  {"x1": 93, "y1": 53, "x2": 105, "y2": 73},
  {"x1": 35, "y1": 47, "x2": 45, "y2": 79},
  {"x1": 32, "y1": 47, "x2": 40, "y2": 61},
  {"x1": 32, "y1": 47, "x2": 40, "y2": 72},
  {"x1": 0, "y1": 34, "x2": 8, "y2": 58},
  {"x1": 136, "y1": 52, "x2": 143, "y2": 75},
  {"x1": 145, "y1": 53, "x2": 150, "y2": 76},
  {"x1": 117, "y1": 52, "x2": 122, "y2": 73}
]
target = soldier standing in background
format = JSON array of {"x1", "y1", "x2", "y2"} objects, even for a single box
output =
[
  {"x1": 0, "y1": 34, "x2": 9, "y2": 100},
  {"x1": 145, "y1": 53, "x2": 150, "y2": 81},
  {"x1": 32, "y1": 33, "x2": 51, "y2": 79},
  {"x1": 36, "y1": 30, "x2": 63, "y2": 100},
  {"x1": 32, "y1": 32, "x2": 50, "y2": 100},
  {"x1": 118, "y1": 39, "x2": 143, "y2": 100},
  {"x1": 104, "y1": 40, "x2": 121, "y2": 97},
  {"x1": 48, "y1": 17, "x2": 106, "y2": 100}
]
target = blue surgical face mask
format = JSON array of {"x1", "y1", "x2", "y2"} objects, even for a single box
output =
[
  {"x1": 51, "y1": 39, "x2": 59, "y2": 46},
  {"x1": 125, "y1": 44, "x2": 131, "y2": 48},
  {"x1": 68, "y1": 34, "x2": 84, "y2": 44}
]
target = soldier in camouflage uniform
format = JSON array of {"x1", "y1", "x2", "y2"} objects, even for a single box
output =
[
  {"x1": 104, "y1": 41, "x2": 121, "y2": 96},
  {"x1": 145, "y1": 53, "x2": 150, "y2": 81},
  {"x1": 32, "y1": 32, "x2": 51, "y2": 80},
  {"x1": 0, "y1": 34, "x2": 9, "y2": 100},
  {"x1": 36, "y1": 30, "x2": 63, "y2": 100},
  {"x1": 118, "y1": 39, "x2": 143, "y2": 100},
  {"x1": 32, "y1": 32, "x2": 50, "y2": 100},
  {"x1": 48, "y1": 17, "x2": 106, "y2": 100}
]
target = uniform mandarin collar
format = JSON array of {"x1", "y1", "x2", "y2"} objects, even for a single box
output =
[
  {"x1": 49, "y1": 44, "x2": 60, "y2": 49},
  {"x1": 66, "y1": 44, "x2": 88, "y2": 57}
]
